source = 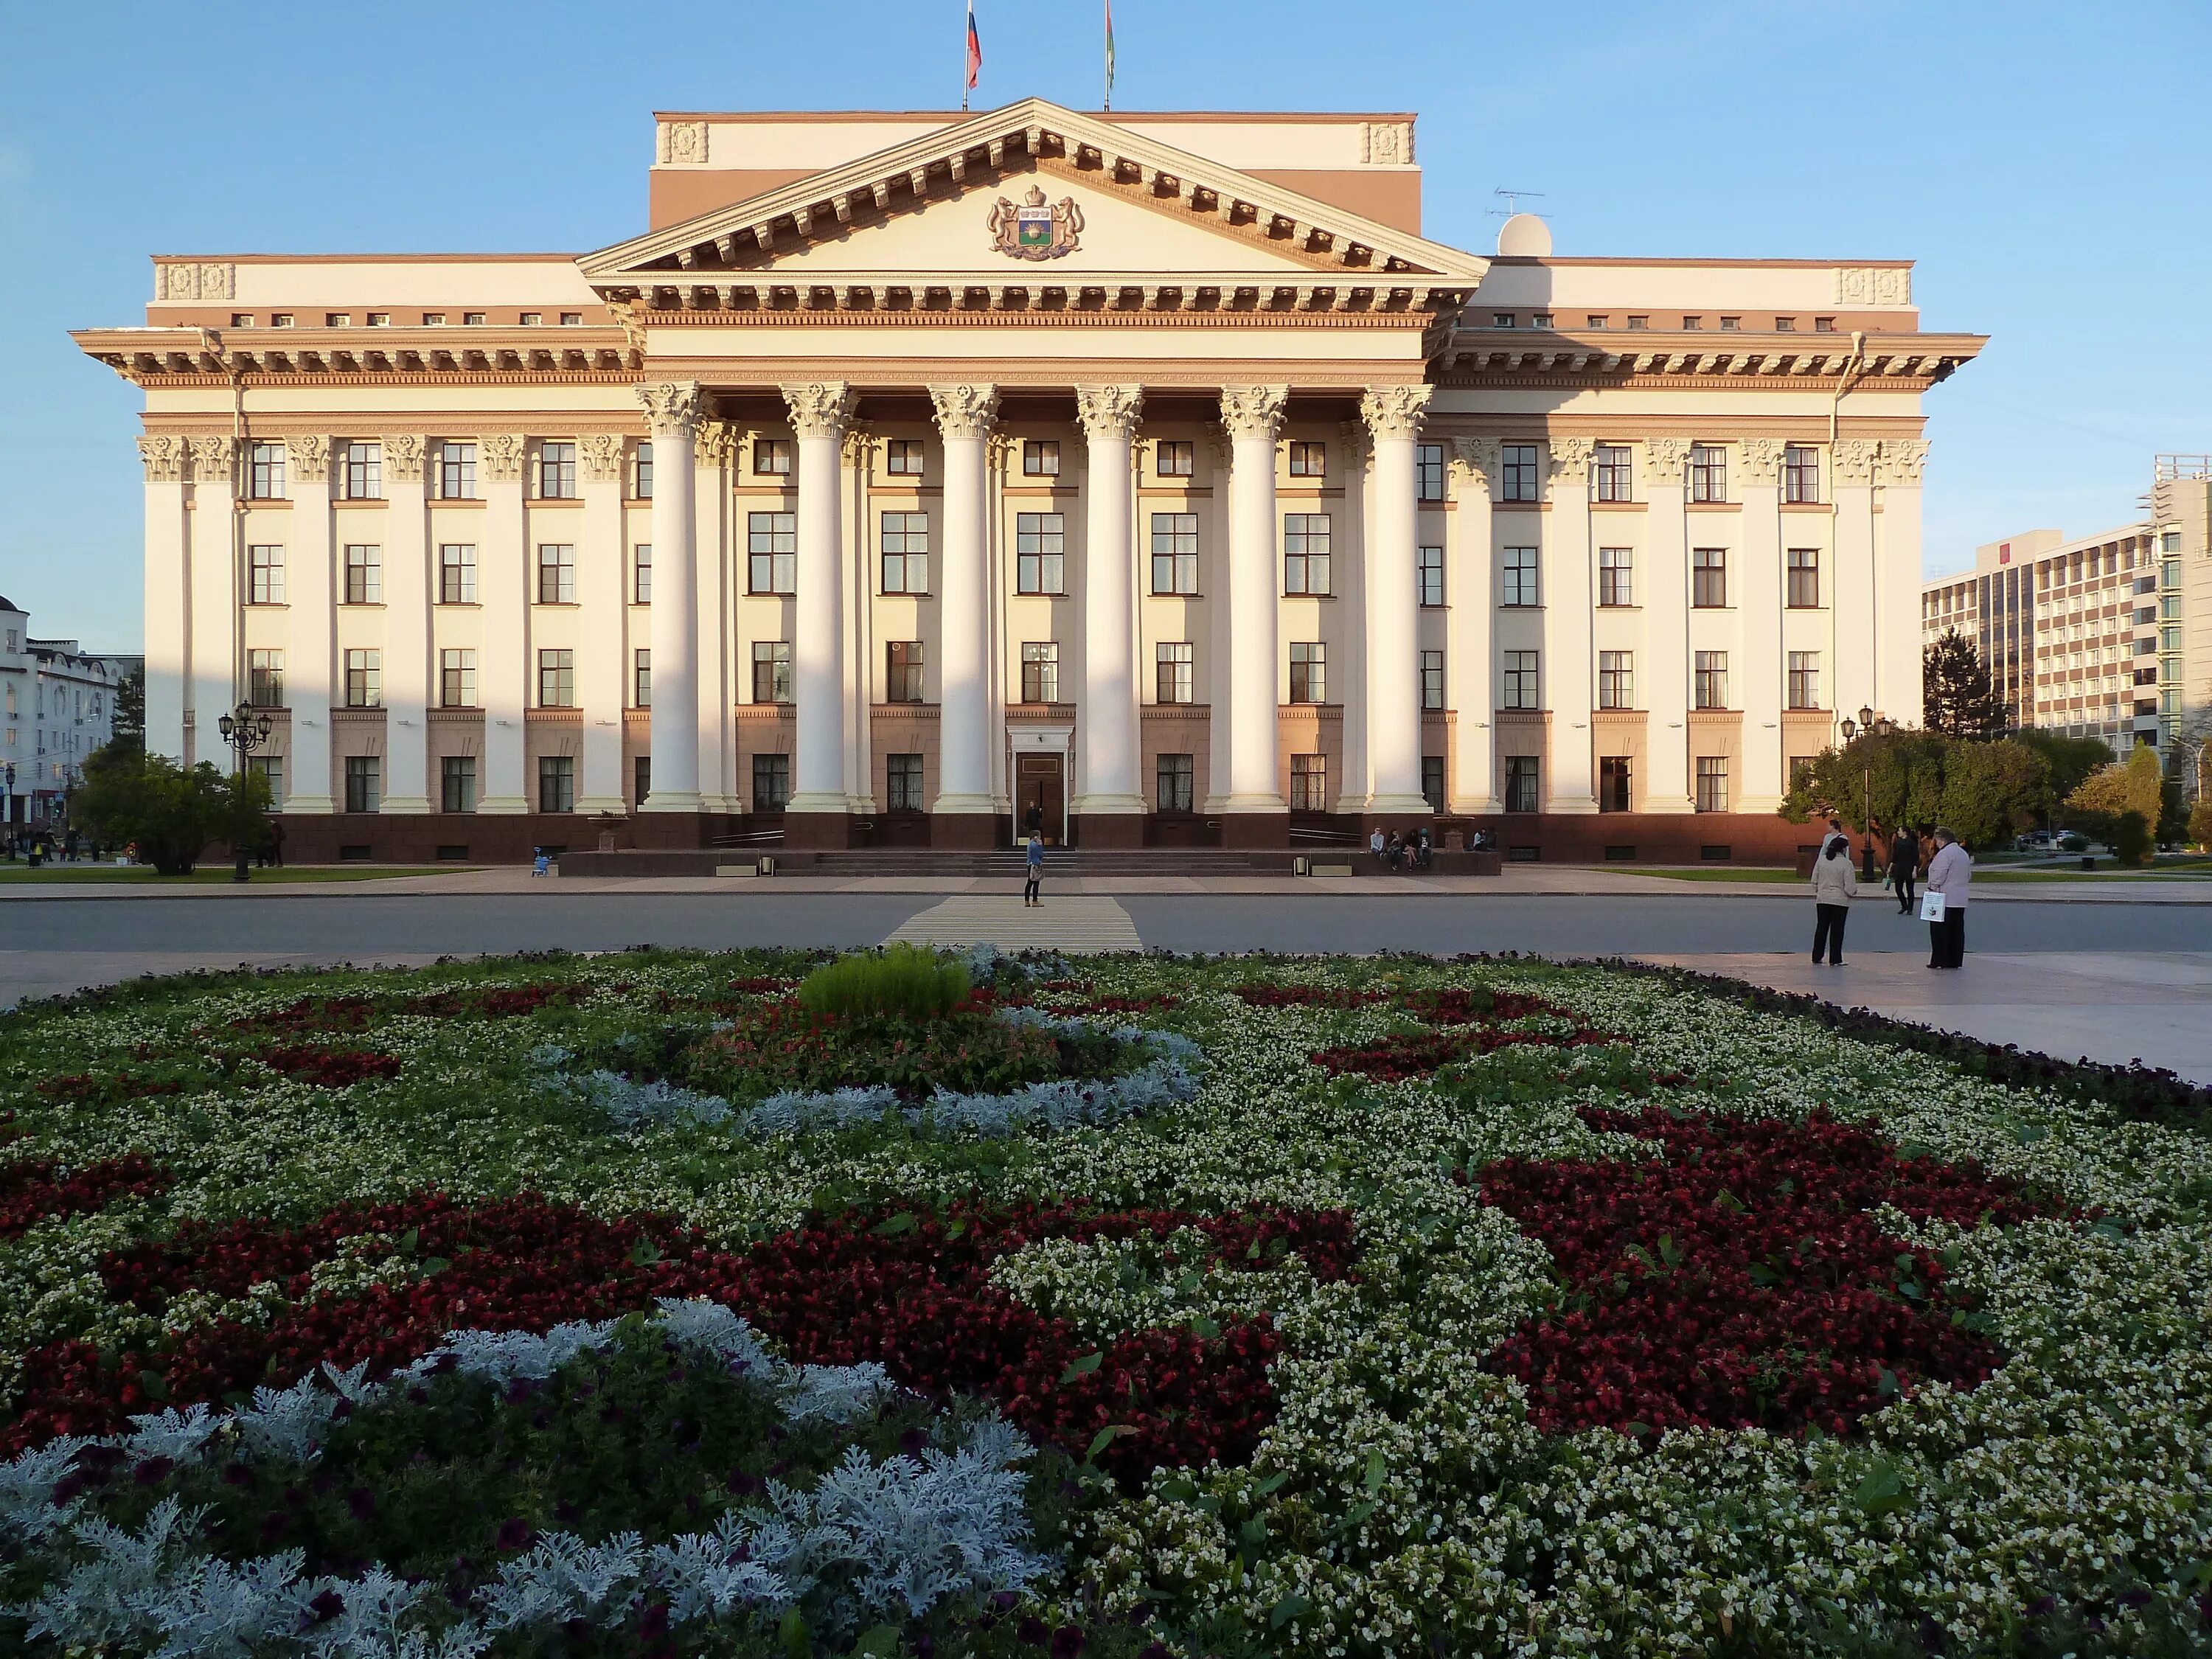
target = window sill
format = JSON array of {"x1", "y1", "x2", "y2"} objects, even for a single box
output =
[
  {"x1": 747, "y1": 591, "x2": 798, "y2": 599},
  {"x1": 1015, "y1": 591, "x2": 1069, "y2": 600},
  {"x1": 432, "y1": 497, "x2": 487, "y2": 507},
  {"x1": 532, "y1": 601, "x2": 580, "y2": 608},
  {"x1": 880, "y1": 591, "x2": 933, "y2": 599},
  {"x1": 339, "y1": 602, "x2": 386, "y2": 610},
  {"x1": 1686, "y1": 501, "x2": 1739, "y2": 511},
  {"x1": 245, "y1": 497, "x2": 293, "y2": 508},
  {"x1": 435, "y1": 601, "x2": 481, "y2": 609},
  {"x1": 336, "y1": 498, "x2": 388, "y2": 507},
  {"x1": 529, "y1": 497, "x2": 584, "y2": 507},
  {"x1": 245, "y1": 602, "x2": 291, "y2": 609},
  {"x1": 1150, "y1": 591, "x2": 1204, "y2": 599},
  {"x1": 1596, "y1": 602, "x2": 1640, "y2": 611},
  {"x1": 1281, "y1": 592, "x2": 1337, "y2": 601}
]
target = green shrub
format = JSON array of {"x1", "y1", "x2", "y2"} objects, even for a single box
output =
[
  {"x1": 796, "y1": 945, "x2": 971, "y2": 1020},
  {"x1": 2115, "y1": 810, "x2": 2151, "y2": 868}
]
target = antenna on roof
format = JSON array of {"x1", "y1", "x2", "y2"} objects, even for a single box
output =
[{"x1": 1488, "y1": 187, "x2": 1545, "y2": 218}]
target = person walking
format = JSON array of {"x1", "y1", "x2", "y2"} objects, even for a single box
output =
[
  {"x1": 1889, "y1": 823, "x2": 1919, "y2": 914},
  {"x1": 1023, "y1": 830, "x2": 1044, "y2": 906},
  {"x1": 1809, "y1": 832, "x2": 1857, "y2": 965},
  {"x1": 1925, "y1": 827, "x2": 1971, "y2": 968}
]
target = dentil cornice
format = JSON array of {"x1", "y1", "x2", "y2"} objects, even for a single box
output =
[
  {"x1": 1217, "y1": 385, "x2": 1289, "y2": 441},
  {"x1": 136, "y1": 434, "x2": 186, "y2": 483},
  {"x1": 383, "y1": 434, "x2": 427, "y2": 484},
  {"x1": 579, "y1": 434, "x2": 625, "y2": 481},
  {"x1": 929, "y1": 383, "x2": 1001, "y2": 441},
  {"x1": 1359, "y1": 385, "x2": 1433, "y2": 441},
  {"x1": 639, "y1": 380, "x2": 709, "y2": 439},
  {"x1": 1074, "y1": 385, "x2": 1144, "y2": 444},
  {"x1": 781, "y1": 381, "x2": 855, "y2": 441},
  {"x1": 479, "y1": 434, "x2": 529, "y2": 482}
]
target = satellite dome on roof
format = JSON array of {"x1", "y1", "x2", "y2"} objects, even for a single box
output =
[{"x1": 1495, "y1": 212, "x2": 1552, "y2": 257}]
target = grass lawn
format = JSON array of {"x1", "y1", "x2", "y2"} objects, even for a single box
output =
[
  {"x1": 1, "y1": 948, "x2": 2206, "y2": 1657},
  {"x1": 0, "y1": 863, "x2": 466, "y2": 885}
]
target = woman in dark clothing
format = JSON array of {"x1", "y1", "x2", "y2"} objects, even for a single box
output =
[{"x1": 1889, "y1": 824, "x2": 1919, "y2": 914}]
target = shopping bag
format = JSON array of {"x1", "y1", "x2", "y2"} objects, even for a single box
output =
[
  {"x1": 1881, "y1": 872, "x2": 1892, "y2": 891},
  {"x1": 1919, "y1": 891, "x2": 1947, "y2": 923}
]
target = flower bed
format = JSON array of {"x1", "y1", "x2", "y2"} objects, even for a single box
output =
[{"x1": 3, "y1": 950, "x2": 2211, "y2": 1657}]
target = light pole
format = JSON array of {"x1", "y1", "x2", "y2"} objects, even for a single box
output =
[
  {"x1": 1837, "y1": 706, "x2": 1894, "y2": 878},
  {"x1": 216, "y1": 703, "x2": 274, "y2": 884}
]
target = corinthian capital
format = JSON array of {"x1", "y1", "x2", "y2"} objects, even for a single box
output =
[
  {"x1": 479, "y1": 434, "x2": 528, "y2": 482},
  {"x1": 578, "y1": 434, "x2": 625, "y2": 482},
  {"x1": 1638, "y1": 437, "x2": 1691, "y2": 490},
  {"x1": 1359, "y1": 384, "x2": 1433, "y2": 442},
  {"x1": 1878, "y1": 439, "x2": 1930, "y2": 484},
  {"x1": 1448, "y1": 436, "x2": 1499, "y2": 497},
  {"x1": 1545, "y1": 436, "x2": 1596, "y2": 481},
  {"x1": 1738, "y1": 437, "x2": 1785, "y2": 487},
  {"x1": 695, "y1": 420, "x2": 741, "y2": 469},
  {"x1": 781, "y1": 381, "x2": 855, "y2": 441},
  {"x1": 639, "y1": 380, "x2": 708, "y2": 439},
  {"x1": 136, "y1": 434, "x2": 187, "y2": 482},
  {"x1": 1074, "y1": 384, "x2": 1144, "y2": 443},
  {"x1": 1832, "y1": 439, "x2": 1879, "y2": 485},
  {"x1": 187, "y1": 434, "x2": 235, "y2": 482},
  {"x1": 285, "y1": 434, "x2": 330, "y2": 489},
  {"x1": 383, "y1": 434, "x2": 427, "y2": 484},
  {"x1": 928, "y1": 383, "x2": 1001, "y2": 441},
  {"x1": 1217, "y1": 384, "x2": 1289, "y2": 441}
]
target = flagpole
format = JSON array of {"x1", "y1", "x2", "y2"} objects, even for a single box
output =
[
  {"x1": 961, "y1": 0, "x2": 971, "y2": 111},
  {"x1": 1103, "y1": 0, "x2": 1114, "y2": 111}
]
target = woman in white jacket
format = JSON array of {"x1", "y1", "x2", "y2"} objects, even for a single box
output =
[{"x1": 1809, "y1": 832, "x2": 1857, "y2": 965}]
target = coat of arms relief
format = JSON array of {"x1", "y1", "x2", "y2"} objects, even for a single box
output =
[{"x1": 987, "y1": 184, "x2": 1084, "y2": 260}]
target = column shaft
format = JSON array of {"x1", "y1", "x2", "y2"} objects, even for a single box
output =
[
  {"x1": 380, "y1": 437, "x2": 434, "y2": 813},
  {"x1": 1736, "y1": 441, "x2": 1786, "y2": 813},
  {"x1": 1641, "y1": 439, "x2": 1692, "y2": 811},
  {"x1": 1073, "y1": 385, "x2": 1146, "y2": 824},
  {"x1": 1832, "y1": 440, "x2": 1879, "y2": 731},
  {"x1": 1876, "y1": 442, "x2": 1929, "y2": 726},
  {"x1": 641, "y1": 386, "x2": 704, "y2": 810},
  {"x1": 1450, "y1": 440, "x2": 1500, "y2": 810},
  {"x1": 1361, "y1": 387, "x2": 1435, "y2": 816},
  {"x1": 282, "y1": 439, "x2": 335, "y2": 812},
  {"x1": 1221, "y1": 386, "x2": 1288, "y2": 814},
  {"x1": 476, "y1": 435, "x2": 529, "y2": 813},
  {"x1": 931, "y1": 385, "x2": 997, "y2": 816},
  {"x1": 187, "y1": 437, "x2": 237, "y2": 769},
  {"x1": 695, "y1": 426, "x2": 737, "y2": 811},
  {"x1": 577, "y1": 434, "x2": 628, "y2": 814},
  {"x1": 784, "y1": 382, "x2": 854, "y2": 817},
  {"x1": 138, "y1": 438, "x2": 189, "y2": 761},
  {"x1": 1544, "y1": 438, "x2": 1598, "y2": 812}
]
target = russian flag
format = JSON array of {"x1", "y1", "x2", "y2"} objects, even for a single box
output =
[{"x1": 966, "y1": 1, "x2": 982, "y2": 94}]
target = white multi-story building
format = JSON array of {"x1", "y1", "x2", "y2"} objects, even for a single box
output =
[
  {"x1": 0, "y1": 596, "x2": 119, "y2": 826},
  {"x1": 75, "y1": 98, "x2": 1981, "y2": 863}
]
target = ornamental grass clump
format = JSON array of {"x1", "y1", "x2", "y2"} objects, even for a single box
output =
[{"x1": 796, "y1": 946, "x2": 972, "y2": 1023}]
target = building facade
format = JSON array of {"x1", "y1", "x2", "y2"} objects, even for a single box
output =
[
  {"x1": 0, "y1": 597, "x2": 119, "y2": 827},
  {"x1": 77, "y1": 100, "x2": 1980, "y2": 861}
]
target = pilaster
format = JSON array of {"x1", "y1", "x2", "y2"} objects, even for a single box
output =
[
  {"x1": 640, "y1": 382, "x2": 706, "y2": 811},
  {"x1": 186, "y1": 435, "x2": 237, "y2": 770},
  {"x1": 930, "y1": 383, "x2": 1000, "y2": 830},
  {"x1": 379, "y1": 434, "x2": 434, "y2": 814},
  {"x1": 782, "y1": 380, "x2": 855, "y2": 832},
  {"x1": 1736, "y1": 438, "x2": 1786, "y2": 813},
  {"x1": 1338, "y1": 420, "x2": 1373, "y2": 813},
  {"x1": 1448, "y1": 438, "x2": 1501, "y2": 812},
  {"x1": 1071, "y1": 384, "x2": 1147, "y2": 834},
  {"x1": 1544, "y1": 436, "x2": 1598, "y2": 813},
  {"x1": 695, "y1": 422, "x2": 740, "y2": 812},
  {"x1": 1876, "y1": 441, "x2": 1929, "y2": 728},
  {"x1": 577, "y1": 433, "x2": 628, "y2": 815},
  {"x1": 282, "y1": 436, "x2": 335, "y2": 813},
  {"x1": 476, "y1": 433, "x2": 530, "y2": 814},
  {"x1": 137, "y1": 437, "x2": 189, "y2": 762},
  {"x1": 1832, "y1": 439, "x2": 1879, "y2": 732},
  {"x1": 1360, "y1": 385, "x2": 1435, "y2": 818},
  {"x1": 1219, "y1": 385, "x2": 1289, "y2": 826}
]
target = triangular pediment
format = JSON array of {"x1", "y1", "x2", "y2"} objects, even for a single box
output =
[{"x1": 580, "y1": 97, "x2": 1486, "y2": 308}]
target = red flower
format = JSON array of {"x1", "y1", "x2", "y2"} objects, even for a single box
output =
[{"x1": 1, "y1": 1156, "x2": 173, "y2": 1242}]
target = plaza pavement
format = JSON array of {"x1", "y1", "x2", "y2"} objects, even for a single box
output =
[{"x1": 7, "y1": 866, "x2": 2212, "y2": 1083}]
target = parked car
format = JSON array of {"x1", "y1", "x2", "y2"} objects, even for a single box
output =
[{"x1": 2014, "y1": 831, "x2": 2058, "y2": 852}]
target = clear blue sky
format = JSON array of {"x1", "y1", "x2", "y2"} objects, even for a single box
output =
[{"x1": 4, "y1": 0, "x2": 2207, "y2": 650}]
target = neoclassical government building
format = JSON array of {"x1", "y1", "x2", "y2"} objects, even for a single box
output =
[{"x1": 78, "y1": 100, "x2": 1982, "y2": 859}]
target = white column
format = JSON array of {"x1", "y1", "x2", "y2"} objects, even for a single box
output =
[
  {"x1": 695, "y1": 423, "x2": 737, "y2": 812},
  {"x1": 476, "y1": 434, "x2": 529, "y2": 814},
  {"x1": 841, "y1": 428, "x2": 876, "y2": 810},
  {"x1": 1544, "y1": 437, "x2": 1598, "y2": 812},
  {"x1": 1877, "y1": 441, "x2": 1929, "y2": 728},
  {"x1": 783, "y1": 381, "x2": 855, "y2": 815},
  {"x1": 138, "y1": 437, "x2": 189, "y2": 761},
  {"x1": 186, "y1": 436, "x2": 237, "y2": 768},
  {"x1": 928, "y1": 384, "x2": 999, "y2": 818},
  {"x1": 1203, "y1": 424, "x2": 1234, "y2": 812},
  {"x1": 1450, "y1": 439, "x2": 1500, "y2": 811},
  {"x1": 1736, "y1": 439, "x2": 1786, "y2": 813},
  {"x1": 1360, "y1": 386, "x2": 1436, "y2": 815},
  {"x1": 1073, "y1": 385, "x2": 1147, "y2": 821},
  {"x1": 1338, "y1": 421, "x2": 1372, "y2": 811},
  {"x1": 638, "y1": 383, "x2": 706, "y2": 810},
  {"x1": 576, "y1": 433, "x2": 628, "y2": 815},
  {"x1": 1220, "y1": 385, "x2": 1289, "y2": 814},
  {"x1": 380, "y1": 435, "x2": 433, "y2": 813},
  {"x1": 1640, "y1": 438, "x2": 1692, "y2": 812},
  {"x1": 1832, "y1": 439, "x2": 1879, "y2": 731}
]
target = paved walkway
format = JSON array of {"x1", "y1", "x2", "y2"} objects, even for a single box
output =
[{"x1": 886, "y1": 895, "x2": 1144, "y2": 952}]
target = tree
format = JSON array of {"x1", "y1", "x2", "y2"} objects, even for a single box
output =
[
  {"x1": 1921, "y1": 630, "x2": 2010, "y2": 740},
  {"x1": 2114, "y1": 810, "x2": 2152, "y2": 868},
  {"x1": 111, "y1": 665, "x2": 145, "y2": 753},
  {"x1": 1938, "y1": 739, "x2": 2051, "y2": 852},
  {"x1": 2159, "y1": 744, "x2": 2189, "y2": 847},
  {"x1": 2189, "y1": 796, "x2": 2212, "y2": 851},
  {"x1": 2011, "y1": 727, "x2": 2112, "y2": 809},
  {"x1": 2066, "y1": 744, "x2": 2164, "y2": 828},
  {"x1": 1780, "y1": 729, "x2": 2051, "y2": 849},
  {"x1": 72, "y1": 748, "x2": 262, "y2": 876}
]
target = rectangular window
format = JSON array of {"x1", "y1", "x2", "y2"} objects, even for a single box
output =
[
  {"x1": 1502, "y1": 546, "x2": 1539, "y2": 608},
  {"x1": 536, "y1": 543, "x2": 575, "y2": 604},
  {"x1": 1597, "y1": 546, "x2": 1632, "y2": 607},
  {"x1": 1503, "y1": 650, "x2": 1539, "y2": 709},
  {"x1": 885, "y1": 437, "x2": 924, "y2": 476},
  {"x1": 343, "y1": 544, "x2": 381, "y2": 605},
  {"x1": 248, "y1": 755, "x2": 285, "y2": 810},
  {"x1": 1505, "y1": 755, "x2": 1540, "y2": 813},
  {"x1": 248, "y1": 544, "x2": 286, "y2": 605},
  {"x1": 1289, "y1": 641, "x2": 1326, "y2": 704},
  {"x1": 1290, "y1": 754, "x2": 1328, "y2": 811},
  {"x1": 248, "y1": 650, "x2": 285, "y2": 707},
  {"x1": 1156, "y1": 753, "x2": 1194, "y2": 813},
  {"x1": 438, "y1": 543, "x2": 476, "y2": 604},
  {"x1": 1788, "y1": 652, "x2": 1820, "y2": 710},
  {"x1": 870, "y1": 753, "x2": 919, "y2": 813},
  {"x1": 1420, "y1": 649, "x2": 1445, "y2": 710},
  {"x1": 633, "y1": 441, "x2": 652, "y2": 500},
  {"x1": 538, "y1": 756, "x2": 574, "y2": 814},
  {"x1": 632, "y1": 543, "x2": 652, "y2": 604},
  {"x1": 441, "y1": 756, "x2": 476, "y2": 813},
  {"x1": 1594, "y1": 445, "x2": 1633, "y2": 502},
  {"x1": 1689, "y1": 444, "x2": 1728, "y2": 503},
  {"x1": 1020, "y1": 641, "x2": 1060, "y2": 704},
  {"x1": 248, "y1": 441, "x2": 286, "y2": 500},
  {"x1": 341, "y1": 655, "x2": 380, "y2": 712},
  {"x1": 344, "y1": 755, "x2": 380, "y2": 813},
  {"x1": 751, "y1": 753, "x2": 791, "y2": 810},
  {"x1": 1417, "y1": 442, "x2": 1445, "y2": 502},
  {"x1": 1784, "y1": 445, "x2": 1820, "y2": 504},
  {"x1": 1150, "y1": 512, "x2": 1199, "y2": 594},
  {"x1": 1599, "y1": 756, "x2": 1632, "y2": 813},
  {"x1": 1283, "y1": 513, "x2": 1332, "y2": 594},
  {"x1": 880, "y1": 511, "x2": 931, "y2": 593},
  {"x1": 754, "y1": 438, "x2": 793, "y2": 476},
  {"x1": 1694, "y1": 650, "x2": 1729, "y2": 710},
  {"x1": 1598, "y1": 650, "x2": 1634, "y2": 709},
  {"x1": 1501, "y1": 444, "x2": 1539, "y2": 502},
  {"x1": 341, "y1": 441, "x2": 381, "y2": 501},
  {"x1": 1417, "y1": 545, "x2": 1445, "y2": 607},
  {"x1": 1692, "y1": 547, "x2": 1728, "y2": 608},
  {"x1": 1155, "y1": 641, "x2": 1193, "y2": 705},
  {"x1": 440, "y1": 648, "x2": 477, "y2": 709},
  {"x1": 748, "y1": 511, "x2": 797, "y2": 594},
  {"x1": 1287, "y1": 440, "x2": 1326, "y2": 478},
  {"x1": 537, "y1": 648, "x2": 574, "y2": 708},
  {"x1": 1155, "y1": 439, "x2": 1194, "y2": 478},
  {"x1": 1015, "y1": 512, "x2": 1065, "y2": 594},
  {"x1": 751, "y1": 641, "x2": 793, "y2": 703},
  {"x1": 886, "y1": 641, "x2": 925, "y2": 703},
  {"x1": 1694, "y1": 756, "x2": 1730, "y2": 813},
  {"x1": 537, "y1": 441, "x2": 577, "y2": 499},
  {"x1": 1022, "y1": 439, "x2": 1060, "y2": 477},
  {"x1": 1422, "y1": 755, "x2": 1447, "y2": 813},
  {"x1": 437, "y1": 442, "x2": 476, "y2": 500},
  {"x1": 1787, "y1": 547, "x2": 1820, "y2": 608},
  {"x1": 633, "y1": 648, "x2": 651, "y2": 709}
]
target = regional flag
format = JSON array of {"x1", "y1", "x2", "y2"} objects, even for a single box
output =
[
  {"x1": 966, "y1": 2, "x2": 982, "y2": 94},
  {"x1": 1105, "y1": 0, "x2": 1116, "y2": 106}
]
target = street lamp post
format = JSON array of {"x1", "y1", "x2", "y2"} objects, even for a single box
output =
[
  {"x1": 1837, "y1": 706, "x2": 1895, "y2": 880},
  {"x1": 216, "y1": 703, "x2": 274, "y2": 884}
]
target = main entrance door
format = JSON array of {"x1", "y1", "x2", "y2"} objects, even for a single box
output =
[{"x1": 1015, "y1": 754, "x2": 1065, "y2": 846}]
